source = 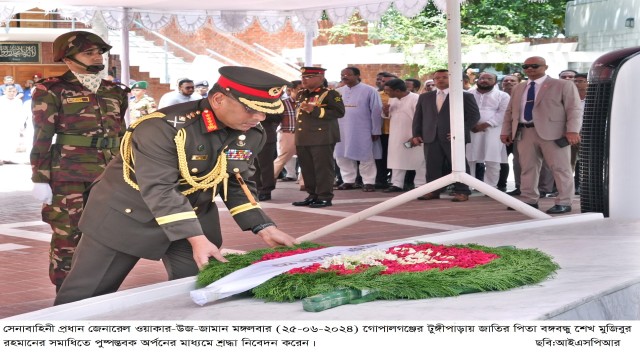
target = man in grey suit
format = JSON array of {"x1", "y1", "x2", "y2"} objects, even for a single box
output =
[
  {"x1": 500, "y1": 56, "x2": 582, "y2": 214},
  {"x1": 411, "y1": 69, "x2": 480, "y2": 202}
]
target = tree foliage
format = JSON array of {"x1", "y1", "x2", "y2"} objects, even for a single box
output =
[
  {"x1": 460, "y1": 0, "x2": 568, "y2": 38},
  {"x1": 323, "y1": 1, "x2": 568, "y2": 76}
]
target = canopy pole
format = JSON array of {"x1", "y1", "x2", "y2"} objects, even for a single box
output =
[
  {"x1": 446, "y1": 0, "x2": 465, "y2": 173},
  {"x1": 304, "y1": 24, "x2": 314, "y2": 66},
  {"x1": 119, "y1": 7, "x2": 131, "y2": 87}
]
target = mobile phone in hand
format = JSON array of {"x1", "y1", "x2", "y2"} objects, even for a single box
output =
[{"x1": 554, "y1": 137, "x2": 570, "y2": 148}]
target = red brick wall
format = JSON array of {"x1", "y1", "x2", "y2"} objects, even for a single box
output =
[
  {"x1": 128, "y1": 65, "x2": 171, "y2": 101},
  {"x1": 350, "y1": 64, "x2": 414, "y2": 88},
  {"x1": 134, "y1": 20, "x2": 300, "y2": 81}
]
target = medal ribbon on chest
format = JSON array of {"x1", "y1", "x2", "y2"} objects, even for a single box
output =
[{"x1": 202, "y1": 109, "x2": 218, "y2": 132}]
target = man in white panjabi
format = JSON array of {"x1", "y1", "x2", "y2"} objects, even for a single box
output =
[
  {"x1": 334, "y1": 67, "x2": 383, "y2": 192},
  {"x1": 382, "y1": 78, "x2": 426, "y2": 192},
  {"x1": 467, "y1": 72, "x2": 510, "y2": 188}
]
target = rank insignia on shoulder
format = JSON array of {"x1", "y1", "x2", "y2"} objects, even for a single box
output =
[
  {"x1": 335, "y1": 96, "x2": 342, "y2": 102},
  {"x1": 167, "y1": 116, "x2": 186, "y2": 127},
  {"x1": 227, "y1": 149, "x2": 252, "y2": 160},
  {"x1": 202, "y1": 109, "x2": 218, "y2": 132}
]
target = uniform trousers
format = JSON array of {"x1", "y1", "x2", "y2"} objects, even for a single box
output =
[
  {"x1": 273, "y1": 131, "x2": 297, "y2": 179},
  {"x1": 335, "y1": 156, "x2": 377, "y2": 185},
  {"x1": 517, "y1": 127, "x2": 574, "y2": 206},
  {"x1": 43, "y1": 181, "x2": 91, "y2": 288},
  {"x1": 54, "y1": 233, "x2": 198, "y2": 305},
  {"x1": 297, "y1": 144, "x2": 335, "y2": 201}
]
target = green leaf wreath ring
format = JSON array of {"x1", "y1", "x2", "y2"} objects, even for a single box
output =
[{"x1": 196, "y1": 242, "x2": 559, "y2": 307}]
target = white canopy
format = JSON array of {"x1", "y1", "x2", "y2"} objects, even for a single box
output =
[
  {"x1": 1, "y1": 0, "x2": 549, "y2": 221},
  {"x1": 1, "y1": 1, "x2": 440, "y2": 33}
]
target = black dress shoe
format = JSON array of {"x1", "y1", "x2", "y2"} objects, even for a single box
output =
[
  {"x1": 383, "y1": 185, "x2": 404, "y2": 193},
  {"x1": 546, "y1": 205, "x2": 572, "y2": 214},
  {"x1": 309, "y1": 199, "x2": 332, "y2": 208},
  {"x1": 258, "y1": 194, "x2": 271, "y2": 201},
  {"x1": 292, "y1": 197, "x2": 316, "y2": 206},
  {"x1": 507, "y1": 188, "x2": 521, "y2": 196},
  {"x1": 507, "y1": 202, "x2": 539, "y2": 210}
]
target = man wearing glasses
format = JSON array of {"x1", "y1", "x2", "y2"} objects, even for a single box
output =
[
  {"x1": 55, "y1": 66, "x2": 298, "y2": 305},
  {"x1": 501, "y1": 57, "x2": 583, "y2": 214},
  {"x1": 158, "y1": 78, "x2": 198, "y2": 108},
  {"x1": 30, "y1": 31, "x2": 129, "y2": 291}
]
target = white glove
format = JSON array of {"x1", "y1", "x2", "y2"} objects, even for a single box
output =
[{"x1": 32, "y1": 183, "x2": 53, "y2": 205}]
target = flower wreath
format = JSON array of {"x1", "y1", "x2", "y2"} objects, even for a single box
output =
[{"x1": 197, "y1": 242, "x2": 559, "y2": 311}]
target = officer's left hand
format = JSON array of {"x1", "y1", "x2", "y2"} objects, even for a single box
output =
[
  {"x1": 257, "y1": 226, "x2": 299, "y2": 248},
  {"x1": 187, "y1": 235, "x2": 228, "y2": 269}
]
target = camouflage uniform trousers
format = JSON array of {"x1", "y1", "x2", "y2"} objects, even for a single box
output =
[{"x1": 42, "y1": 181, "x2": 92, "y2": 288}]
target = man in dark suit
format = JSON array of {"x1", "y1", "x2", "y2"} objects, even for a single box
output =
[
  {"x1": 411, "y1": 69, "x2": 480, "y2": 202},
  {"x1": 500, "y1": 56, "x2": 582, "y2": 214}
]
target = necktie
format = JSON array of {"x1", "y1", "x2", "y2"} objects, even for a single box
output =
[
  {"x1": 436, "y1": 91, "x2": 445, "y2": 112},
  {"x1": 524, "y1": 82, "x2": 535, "y2": 121}
]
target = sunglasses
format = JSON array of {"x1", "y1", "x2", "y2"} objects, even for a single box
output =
[{"x1": 522, "y1": 64, "x2": 542, "y2": 70}]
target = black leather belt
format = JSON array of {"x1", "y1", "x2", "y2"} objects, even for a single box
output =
[{"x1": 518, "y1": 123, "x2": 535, "y2": 128}]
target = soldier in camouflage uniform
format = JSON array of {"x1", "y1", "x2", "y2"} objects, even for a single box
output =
[
  {"x1": 128, "y1": 80, "x2": 156, "y2": 125},
  {"x1": 30, "y1": 31, "x2": 128, "y2": 291},
  {"x1": 54, "y1": 66, "x2": 298, "y2": 305}
]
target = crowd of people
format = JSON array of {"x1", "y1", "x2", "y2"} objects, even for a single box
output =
[
  {"x1": 271, "y1": 60, "x2": 584, "y2": 214},
  {"x1": 8, "y1": 29, "x2": 587, "y2": 304}
]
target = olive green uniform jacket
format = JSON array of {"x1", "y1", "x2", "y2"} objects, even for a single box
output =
[
  {"x1": 294, "y1": 87, "x2": 344, "y2": 146},
  {"x1": 79, "y1": 99, "x2": 272, "y2": 260}
]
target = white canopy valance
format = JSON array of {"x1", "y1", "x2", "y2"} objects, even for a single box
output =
[{"x1": 0, "y1": 0, "x2": 438, "y2": 34}]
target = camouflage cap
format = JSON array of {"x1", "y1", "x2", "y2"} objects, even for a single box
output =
[{"x1": 53, "y1": 31, "x2": 112, "y2": 62}]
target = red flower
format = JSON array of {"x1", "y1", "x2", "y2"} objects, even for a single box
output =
[{"x1": 287, "y1": 243, "x2": 499, "y2": 275}]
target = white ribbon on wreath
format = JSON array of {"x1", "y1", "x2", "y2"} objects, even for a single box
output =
[
  {"x1": 138, "y1": 12, "x2": 172, "y2": 31},
  {"x1": 176, "y1": 13, "x2": 208, "y2": 33},
  {"x1": 211, "y1": 11, "x2": 255, "y2": 34},
  {"x1": 100, "y1": 10, "x2": 134, "y2": 30},
  {"x1": 324, "y1": 6, "x2": 356, "y2": 26}
]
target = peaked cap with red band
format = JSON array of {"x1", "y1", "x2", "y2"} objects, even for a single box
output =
[
  {"x1": 300, "y1": 66, "x2": 326, "y2": 76},
  {"x1": 216, "y1": 66, "x2": 291, "y2": 114}
]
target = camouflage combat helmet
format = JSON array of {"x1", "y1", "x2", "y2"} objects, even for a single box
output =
[{"x1": 53, "y1": 31, "x2": 112, "y2": 62}]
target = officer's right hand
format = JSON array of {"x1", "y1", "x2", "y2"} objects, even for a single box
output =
[
  {"x1": 187, "y1": 235, "x2": 228, "y2": 269},
  {"x1": 32, "y1": 183, "x2": 53, "y2": 205}
]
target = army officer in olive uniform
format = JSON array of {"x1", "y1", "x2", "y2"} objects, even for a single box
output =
[
  {"x1": 55, "y1": 66, "x2": 298, "y2": 305},
  {"x1": 292, "y1": 67, "x2": 345, "y2": 208}
]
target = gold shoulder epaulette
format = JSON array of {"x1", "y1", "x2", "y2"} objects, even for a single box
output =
[{"x1": 121, "y1": 112, "x2": 229, "y2": 201}]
